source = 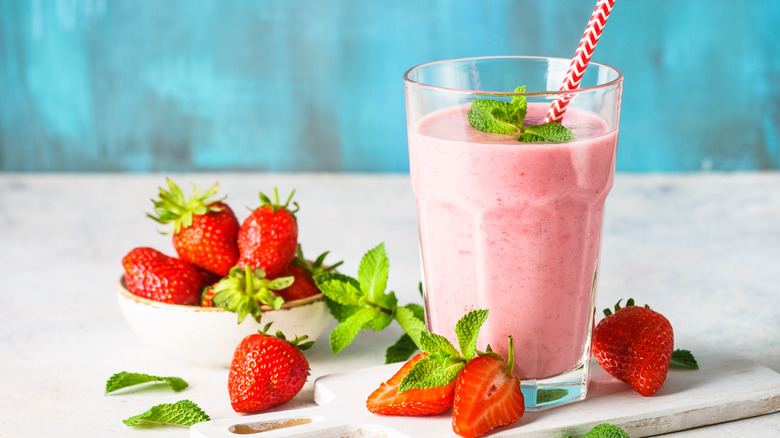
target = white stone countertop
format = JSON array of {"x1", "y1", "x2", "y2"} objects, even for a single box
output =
[{"x1": 1, "y1": 172, "x2": 778, "y2": 437}]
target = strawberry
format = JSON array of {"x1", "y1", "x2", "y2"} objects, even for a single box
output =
[
  {"x1": 237, "y1": 189, "x2": 299, "y2": 278},
  {"x1": 452, "y1": 338, "x2": 525, "y2": 438},
  {"x1": 122, "y1": 247, "x2": 206, "y2": 305},
  {"x1": 147, "y1": 178, "x2": 239, "y2": 276},
  {"x1": 592, "y1": 298, "x2": 674, "y2": 396},
  {"x1": 274, "y1": 245, "x2": 343, "y2": 301},
  {"x1": 228, "y1": 325, "x2": 313, "y2": 414},
  {"x1": 366, "y1": 353, "x2": 456, "y2": 416},
  {"x1": 210, "y1": 265, "x2": 293, "y2": 323},
  {"x1": 201, "y1": 287, "x2": 216, "y2": 307}
]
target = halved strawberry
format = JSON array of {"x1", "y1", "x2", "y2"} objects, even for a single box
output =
[
  {"x1": 452, "y1": 340, "x2": 525, "y2": 438},
  {"x1": 366, "y1": 353, "x2": 456, "y2": 416}
]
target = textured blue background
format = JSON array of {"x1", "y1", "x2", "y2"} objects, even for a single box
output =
[{"x1": 1, "y1": 0, "x2": 778, "y2": 172}]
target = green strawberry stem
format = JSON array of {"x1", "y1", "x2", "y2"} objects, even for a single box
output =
[
  {"x1": 258, "y1": 188, "x2": 299, "y2": 214},
  {"x1": 147, "y1": 178, "x2": 225, "y2": 233},
  {"x1": 258, "y1": 322, "x2": 315, "y2": 351},
  {"x1": 211, "y1": 265, "x2": 293, "y2": 323}
]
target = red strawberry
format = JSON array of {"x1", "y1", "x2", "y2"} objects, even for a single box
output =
[
  {"x1": 452, "y1": 339, "x2": 525, "y2": 438},
  {"x1": 228, "y1": 326, "x2": 313, "y2": 413},
  {"x1": 201, "y1": 287, "x2": 216, "y2": 307},
  {"x1": 122, "y1": 247, "x2": 206, "y2": 305},
  {"x1": 274, "y1": 245, "x2": 343, "y2": 301},
  {"x1": 147, "y1": 179, "x2": 239, "y2": 276},
  {"x1": 366, "y1": 353, "x2": 456, "y2": 416},
  {"x1": 237, "y1": 189, "x2": 299, "y2": 278},
  {"x1": 592, "y1": 299, "x2": 674, "y2": 396}
]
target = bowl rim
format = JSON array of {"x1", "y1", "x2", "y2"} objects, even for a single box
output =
[{"x1": 117, "y1": 275, "x2": 324, "y2": 311}]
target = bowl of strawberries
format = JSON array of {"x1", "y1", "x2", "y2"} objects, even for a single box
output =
[{"x1": 116, "y1": 180, "x2": 336, "y2": 367}]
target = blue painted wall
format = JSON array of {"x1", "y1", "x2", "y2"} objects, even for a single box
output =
[{"x1": 1, "y1": 0, "x2": 778, "y2": 172}]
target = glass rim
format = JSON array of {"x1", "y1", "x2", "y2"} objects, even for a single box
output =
[{"x1": 402, "y1": 55, "x2": 624, "y2": 97}]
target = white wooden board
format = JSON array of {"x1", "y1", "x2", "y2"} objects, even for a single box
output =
[{"x1": 191, "y1": 350, "x2": 780, "y2": 437}]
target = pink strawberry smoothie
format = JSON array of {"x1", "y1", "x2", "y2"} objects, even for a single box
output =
[{"x1": 409, "y1": 103, "x2": 618, "y2": 380}]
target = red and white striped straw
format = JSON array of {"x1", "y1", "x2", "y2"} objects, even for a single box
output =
[{"x1": 544, "y1": 0, "x2": 616, "y2": 124}]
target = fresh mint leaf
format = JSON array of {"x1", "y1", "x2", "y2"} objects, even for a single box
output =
[
  {"x1": 329, "y1": 307, "x2": 382, "y2": 354},
  {"x1": 670, "y1": 349, "x2": 699, "y2": 369},
  {"x1": 317, "y1": 272, "x2": 363, "y2": 306},
  {"x1": 467, "y1": 86, "x2": 526, "y2": 135},
  {"x1": 397, "y1": 309, "x2": 493, "y2": 392},
  {"x1": 518, "y1": 122, "x2": 575, "y2": 143},
  {"x1": 394, "y1": 305, "x2": 426, "y2": 348},
  {"x1": 323, "y1": 296, "x2": 362, "y2": 323},
  {"x1": 386, "y1": 334, "x2": 419, "y2": 364},
  {"x1": 123, "y1": 399, "x2": 210, "y2": 427},
  {"x1": 399, "y1": 353, "x2": 465, "y2": 392},
  {"x1": 358, "y1": 243, "x2": 390, "y2": 303},
  {"x1": 418, "y1": 330, "x2": 460, "y2": 357},
  {"x1": 455, "y1": 309, "x2": 489, "y2": 360},
  {"x1": 467, "y1": 100, "x2": 520, "y2": 135},
  {"x1": 507, "y1": 85, "x2": 527, "y2": 125},
  {"x1": 105, "y1": 372, "x2": 188, "y2": 394},
  {"x1": 316, "y1": 243, "x2": 427, "y2": 357},
  {"x1": 567, "y1": 423, "x2": 630, "y2": 438},
  {"x1": 367, "y1": 291, "x2": 397, "y2": 331}
]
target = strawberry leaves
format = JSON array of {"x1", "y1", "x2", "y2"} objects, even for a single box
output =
[
  {"x1": 315, "y1": 243, "x2": 426, "y2": 361},
  {"x1": 211, "y1": 265, "x2": 293, "y2": 323}
]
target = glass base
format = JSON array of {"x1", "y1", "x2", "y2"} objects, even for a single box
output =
[{"x1": 520, "y1": 361, "x2": 590, "y2": 411}]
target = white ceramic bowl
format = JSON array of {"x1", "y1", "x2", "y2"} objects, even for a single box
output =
[{"x1": 116, "y1": 276, "x2": 332, "y2": 367}]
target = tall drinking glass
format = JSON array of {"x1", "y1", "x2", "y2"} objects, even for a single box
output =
[{"x1": 404, "y1": 56, "x2": 623, "y2": 410}]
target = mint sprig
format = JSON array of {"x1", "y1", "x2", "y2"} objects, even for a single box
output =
[
  {"x1": 105, "y1": 372, "x2": 188, "y2": 394},
  {"x1": 467, "y1": 84, "x2": 575, "y2": 143},
  {"x1": 123, "y1": 399, "x2": 210, "y2": 427},
  {"x1": 315, "y1": 243, "x2": 426, "y2": 362},
  {"x1": 467, "y1": 86, "x2": 527, "y2": 135},
  {"x1": 399, "y1": 309, "x2": 495, "y2": 393},
  {"x1": 566, "y1": 423, "x2": 629, "y2": 438},
  {"x1": 518, "y1": 122, "x2": 575, "y2": 143}
]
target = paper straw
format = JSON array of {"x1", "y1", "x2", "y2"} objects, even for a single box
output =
[{"x1": 544, "y1": 0, "x2": 616, "y2": 124}]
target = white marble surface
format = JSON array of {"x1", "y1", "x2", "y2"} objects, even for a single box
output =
[{"x1": 1, "y1": 172, "x2": 778, "y2": 437}]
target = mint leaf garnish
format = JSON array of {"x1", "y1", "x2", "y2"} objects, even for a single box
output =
[
  {"x1": 419, "y1": 330, "x2": 461, "y2": 357},
  {"x1": 315, "y1": 243, "x2": 427, "y2": 362},
  {"x1": 566, "y1": 423, "x2": 630, "y2": 438},
  {"x1": 123, "y1": 399, "x2": 210, "y2": 427},
  {"x1": 466, "y1": 84, "x2": 575, "y2": 143},
  {"x1": 399, "y1": 353, "x2": 466, "y2": 393},
  {"x1": 670, "y1": 349, "x2": 699, "y2": 369},
  {"x1": 518, "y1": 122, "x2": 575, "y2": 143},
  {"x1": 105, "y1": 372, "x2": 188, "y2": 394},
  {"x1": 466, "y1": 86, "x2": 527, "y2": 135},
  {"x1": 398, "y1": 309, "x2": 490, "y2": 392},
  {"x1": 454, "y1": 309, "x2": 488, "y2": 360}
]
